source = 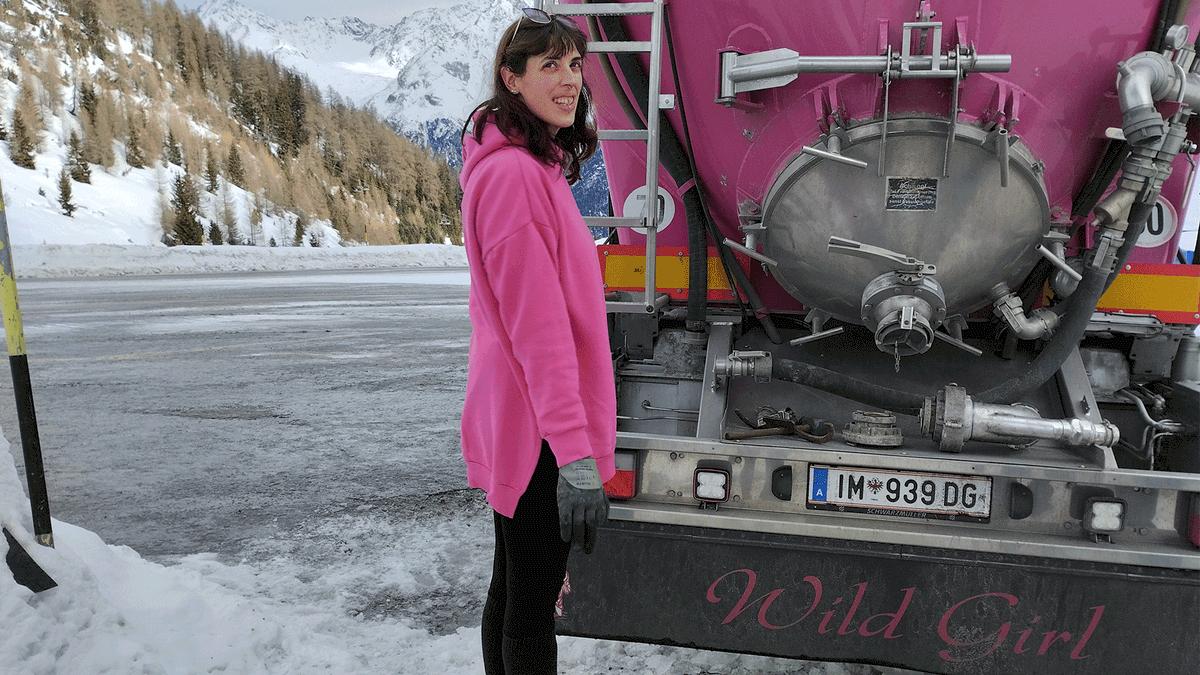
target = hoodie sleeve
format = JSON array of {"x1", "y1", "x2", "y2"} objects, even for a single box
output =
[{"x1": 471, "y1": 155, "x2": 595, "y2": 467}]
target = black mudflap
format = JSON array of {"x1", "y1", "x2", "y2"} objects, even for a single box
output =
[{"x1": 559, "y1": 520, "x2": 1199, "y2": 674}]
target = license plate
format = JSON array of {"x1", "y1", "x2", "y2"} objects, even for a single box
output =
[{"x1": 807, "y1": 464, "x2": 992, "y2": 523}]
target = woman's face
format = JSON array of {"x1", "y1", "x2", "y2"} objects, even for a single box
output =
[{"x1": 503, "y1": 46, "x2": 583, "y2": 136}]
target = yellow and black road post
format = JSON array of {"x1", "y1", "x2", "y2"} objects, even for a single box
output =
[{"x1": 0, "y1": 181, "x2": 53, "y2": 550}]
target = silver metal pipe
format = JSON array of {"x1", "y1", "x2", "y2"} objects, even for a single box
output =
[
  {"x1": 923, "y1": 386, "x2": 1120, "y2": 451},
  {"x1": 722, "y1": 238, "x2": 779, "y2": 267},
  {"x1": 722, "y1": 49, "x2": 1012, "y2": 97},
  {"x1": 970, "y1": 403, "x2": 1121, "y2": 448},
  {"x1": 995, "y1": 127, "x2": 1010, "y2": 187},
  {"x1": 756, "y1": 54, "x2": 1011, "y2": 76},
  {"x1": 800, "y1": 145, "x2": 869, "y2": 169},
  {"x1": 1035, "y1": 244, "x2": 1083, "y2": 282}
]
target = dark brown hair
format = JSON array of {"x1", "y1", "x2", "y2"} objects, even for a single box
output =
[{"x1": 464, "y1": 14, "x2": 598, "y2": 184}]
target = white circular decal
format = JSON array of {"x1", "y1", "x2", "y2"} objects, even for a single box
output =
[
  {"x1": 1137, "y1": 197, "x2": 1178, "y2": 248},
  {"x1": 622, "y1": 185, "x2": 676, "y2": 235}
]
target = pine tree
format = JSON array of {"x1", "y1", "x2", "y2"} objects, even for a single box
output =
[
  {"x1": 293, "y1": 210, "x2": 308, "y2": 246},
  {"x1": 84, "y1": 91, "x2": 117, "y2": 168},
  {"x1": 68, "y1": 131, "x2": 91, "y2": 183},
  {"x1": 164, "y1": 130, "x2": 183, "y2": 167},
  {"x1": 248, "y1": 192, "x2": 264, "y2": 245},
  {"x1": 10, "y1": 114, "x2": 35, "y2": 169},
  {"x1": 76, "y1": 0, "x2": 108, "y2": 60},
  {"x1": 220, "y1": 183, "x2": 241, "y2": 244},
  {"x1": 171, "y1": 173, "x2": 203, "y2": 245},
  {"x1": 58, "y1": 170, "x2": 75, "y2": 216},
  {"x1": 208, "y1": 221, "x2": 224, "y2": 245},
  {"x1": 125, "y1": 112, "x2": 145, "y2": 168},
  {"x1": 203, "y1": 147, "x2": 219, "y2": 192},
  {"x1": 79, "y1": 81, "x2": 98, "y2": 122},
  {"x1": 0, "y1": 119, "x2": 7, "y2": 141},
  {"x1": 226, "y1": 145, "x2": 244, "y2": 188}
]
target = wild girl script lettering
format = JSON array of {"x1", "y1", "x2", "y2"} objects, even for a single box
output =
[{"x1": 706, "y1": 569, "x2": 1105, "y2": 664}]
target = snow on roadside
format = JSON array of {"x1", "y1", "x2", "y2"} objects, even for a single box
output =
[{"x1": 10, "y1": 243, "x2": 466, "y2": 279}]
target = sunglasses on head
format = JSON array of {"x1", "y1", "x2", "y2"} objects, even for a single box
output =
[{"x1": 506, "y1": 7, "x2": 576, "y2": 52}]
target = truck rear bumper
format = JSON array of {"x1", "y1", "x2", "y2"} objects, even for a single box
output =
[{"x1": 559, "y1": 519, "x2": 1199, "y2": 674}]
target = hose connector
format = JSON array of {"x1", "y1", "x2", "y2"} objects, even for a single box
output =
[
  {"x1": 921, "y1": 385, "x2": 1120, "y2": 452},
  {"x1": 987, "y1": 283, "x2": 1060, "y2": 341},
  {"x1": 714, "y1": 350, "x2": 773, "y2": 386}
]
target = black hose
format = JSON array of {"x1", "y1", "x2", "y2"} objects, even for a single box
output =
[
  {"x1": 974, "y1": 203, "x2": 1152, "y2": 404},
  {"x1": 683, "y1": 189, "x2": 708, "y2": 331},
  {"x1": 1071, "y1": 140, "x2": 1130, "y2": 219},
  {"x1": 1151, "y1": 0, "x2": 1183, "y2": 53},
  {"x1": 663, "y1": 11, "x2": 708, "y2": 333},
  {"x1": 596, "y1": 11, "x2": 783, "y2": 344},
  {"x1": 772, "y1": 359, "x2": 927, "y2": 416}
]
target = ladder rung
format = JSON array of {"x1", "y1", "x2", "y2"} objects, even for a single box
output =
[
  {"x1": 588, "y1": 41, "x2": 652, "y2": 53},
  {"x1": 548, "y1": 3, "x2": 660, "y2": 17},
  {"x1": 598, "y1": 129, "x2": 649, "y2": 141},
  {"x1": 584, "y1": 216, "x2": 643, "y2": 229}
]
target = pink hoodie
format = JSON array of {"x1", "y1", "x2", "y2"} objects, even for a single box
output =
[{"x1": 458, "y1": 119, "x2": 616, "y2": 518}]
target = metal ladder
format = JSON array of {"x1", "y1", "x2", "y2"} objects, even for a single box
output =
[{"x1": 546, "y1": 1, "x2": 668, "y2": 315}]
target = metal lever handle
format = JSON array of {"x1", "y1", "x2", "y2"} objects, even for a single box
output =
[
  {"x1": 790, "y1": 326, "x2": 845, "y2": 346},
  {"x1": 827, "y1": 236, "x2": 937, "y2": 275},
  {"x1": 801, "y1": 145, "x2": 869, "y2": 169},
  {"x1": 933, "y1": 330, "x2": 983, "y2": 356}
]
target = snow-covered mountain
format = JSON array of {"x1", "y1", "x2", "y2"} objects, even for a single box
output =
[
  {"x1": 195, "y1": 0, "x2": 513, "y2": 144},
  {"x1": 195, "y1": 0, "x2": 611, "y2": 216}
]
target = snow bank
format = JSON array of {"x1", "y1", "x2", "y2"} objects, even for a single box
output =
[{"x1": 10, "y1": 243, "x2": 467, "y2": 278}]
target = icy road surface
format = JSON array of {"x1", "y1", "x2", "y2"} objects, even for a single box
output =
[
  {"x1": 3, "y1": 268, "x2": 484, "y2": 630},
  {"x1": 2, "y1": 268, "x2": 878, "y2": 674}
]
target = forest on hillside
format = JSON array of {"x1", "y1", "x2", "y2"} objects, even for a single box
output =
[{"x1": 1, "y1": 0, "x2": 462, "y2": 246}]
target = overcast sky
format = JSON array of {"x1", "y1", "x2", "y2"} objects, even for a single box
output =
[{"x1": 176, "y1": 0, "x2": 463, "y2": 26}]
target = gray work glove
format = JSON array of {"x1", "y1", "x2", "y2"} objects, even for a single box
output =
[{"x1": 557, "y1": 457, "x2": 609, "y2": 554}]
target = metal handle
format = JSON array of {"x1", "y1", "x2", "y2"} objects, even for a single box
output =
[{"x1": 827, "y1": 236, "x2": 936, "y2": 276}]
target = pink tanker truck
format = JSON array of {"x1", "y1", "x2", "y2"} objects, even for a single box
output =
[{"x1": 549, "y1": 1, "x2": 1200, "y2": 672}]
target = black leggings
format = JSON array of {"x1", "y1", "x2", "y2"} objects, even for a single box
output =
[{"x1": 481, "y1": 442, "x2": 571, "y2": 675}]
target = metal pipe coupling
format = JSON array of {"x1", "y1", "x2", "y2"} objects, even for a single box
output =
[
  {"x1": 987, "y1": 283, "x2": 1060, "y2": 340},
  {"x1": 920, "y1": 385, "x2": 1120, "y2": 452},
  {"x1": 861, "y1": 272, "x2": 947, "y2": 357},
  {"x1": 1116, "y1": 46, "x2": 1200, "y2": 146},
  {"x1": 713, "y1": 350, "x2": 773, "y2": 386}
]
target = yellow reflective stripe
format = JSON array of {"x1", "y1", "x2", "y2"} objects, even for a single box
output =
[
  {"x1": 605, "y1": 254, "x2": 731, "y2": 290},
  {"x1": 1099, "y1": 272, "x2": 1200, "y2": 314}
]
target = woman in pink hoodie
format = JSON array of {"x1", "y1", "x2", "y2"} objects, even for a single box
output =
[{"x1": 459, "y1": 9, "x2": 616, "y2": 675}]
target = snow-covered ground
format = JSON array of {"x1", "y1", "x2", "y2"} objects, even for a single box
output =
[
  {"x1": 1, "y1": 431, "x2": 873, "y2": 675},
  {"x1": 10, "y1": 242, "x2": 466, "y2": 278}
]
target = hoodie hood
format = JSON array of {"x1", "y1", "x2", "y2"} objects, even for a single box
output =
[
  {"x1": 461, "y1": 117, "x2": 524, "y2": 191},
  {"x1": 461, "y1": 115, "x2": 568, "y2": 191}
]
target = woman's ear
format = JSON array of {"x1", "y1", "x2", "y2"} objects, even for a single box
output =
[{"x1": 501, "y1": 67, "x2": 519, "y2": 95}]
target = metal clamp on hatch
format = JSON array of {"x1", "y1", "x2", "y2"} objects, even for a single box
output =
[{"x1": 828, "y1": 236, "x2": 949, "y2": 360}]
